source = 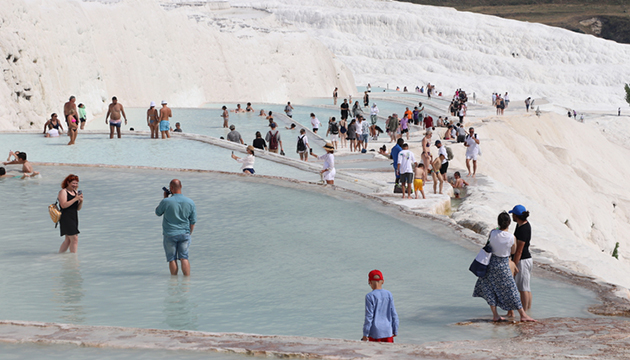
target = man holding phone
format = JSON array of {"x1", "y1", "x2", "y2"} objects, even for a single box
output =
[{"x1": 155, "y1": 179, "x2": 197, "y2": 276}]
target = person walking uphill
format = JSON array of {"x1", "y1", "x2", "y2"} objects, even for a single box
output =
[
  {"x1": 155, "y1": 179, "x2": 197, "y2": 276},
  {"x1": 362, "y1": 270, "x2": 399, "y2": 343}
]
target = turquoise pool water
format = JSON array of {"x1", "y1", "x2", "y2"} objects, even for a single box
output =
[
  {"x1": 0, "y1": 166, "x2": 597, "y2": 346},
  {"x1": 0, "y1": 133, "x2": 316, "y2": 182}
]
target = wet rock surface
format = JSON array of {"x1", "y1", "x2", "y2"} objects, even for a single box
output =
[{"x1": 1, "y1": 318, "x2": 630, "y2": 359}]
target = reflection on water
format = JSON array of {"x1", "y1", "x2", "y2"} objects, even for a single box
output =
[
  {"x1": 52, "y1": 255, "x2": 85, "y2": 324},
  {"x1": 163, "y1": 277, "x2": 198, "y2": 330}
]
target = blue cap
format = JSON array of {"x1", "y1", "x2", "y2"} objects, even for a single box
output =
[{"x1": 509, "y1": 205, "x2": 527, "y2": 216}]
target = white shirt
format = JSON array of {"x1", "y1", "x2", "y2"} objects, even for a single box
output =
[
  {"x1": 298, "y1": 134, "x2": 309, "y2": 145},
  {"x1": 311, "y1": 117, "x2": 321, "y2": 129},
  {"x1": 236, "y1": 154, "x2": 255, "y2": 170},
  {"x1": 438, "y1": 146, "x2": 448, "y2": 164},
  {"x1": 355, "y1": 121, "x2": 363, "y2": 135},
  {"x1": 370, "y1": 106, "x2": 379, "y2": 116},
  {"x1": 489, "y1": 229, "x2": 515, "y2": 257},
  {"x1": 361, "y1": 121, "x2": 370, "y2": 135},
  {"x1": 397, "y1": 150, "x2": 416, "y2": 173},
  {"x1": 318, "y1": 153, "x2": 335, "y2": 171},
  {"x1": 465, "y1": 134, "x2": 479, "y2": 155}
]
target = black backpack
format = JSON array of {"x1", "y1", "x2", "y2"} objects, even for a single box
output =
[
  {"x1": 330, "y1": 122, "x2": 339, "y2": 134},
  {"x1": 297, "y1": 135, "x2": 306, "y2": 152}
]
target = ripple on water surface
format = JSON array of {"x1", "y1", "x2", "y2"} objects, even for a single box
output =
[{"x1": 0, "y1": 165, "x2": 598, "y2": 345}]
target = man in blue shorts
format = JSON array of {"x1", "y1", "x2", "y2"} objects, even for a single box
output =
[{"x1": 155, "y1": 179, "x2": 197, "y2": 276}]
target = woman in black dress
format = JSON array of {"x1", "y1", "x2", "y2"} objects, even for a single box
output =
[{"x1": 58, "y1": 174, "x2": 83, "y2": 253}]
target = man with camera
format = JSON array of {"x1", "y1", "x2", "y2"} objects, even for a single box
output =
[{"x1": 155, "y1": 179, "x2": 197, "y2": 276}]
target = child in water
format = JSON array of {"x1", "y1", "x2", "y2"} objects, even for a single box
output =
[
  {"x1": 362, "y1": 270, "x2": 399, "y2": 343},
  {"x1": 450, "y1": 171, "x2": 469, "y2": 198}
]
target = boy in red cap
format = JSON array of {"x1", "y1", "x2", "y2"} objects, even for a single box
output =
[{"x1": 361, "y1": 269, "x2": 399, "y2": 343}]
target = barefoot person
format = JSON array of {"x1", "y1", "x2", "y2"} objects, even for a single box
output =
[
  {"x1": 310, "y1": 142, "x2": 336, "y2": 185},
  {"x1": 464, "y1": 127, "x2": 480, "y2": 177},
  {"x1": 397, "y1": 143, "x2": 415, "y2": 199},
  {"x1": 105, "y1": 96, "x2": 128, "y2": 139},
  {"x1": 159, "y1": 100, "x2": 172, "y2": 139},
  {"x1": 473, "y1": 211, "x2": 536, "y2": 322},
  {"x1": 221, "y1": 106, "x2": 229, "y2": 128},
  {"x1": 231, "y1": 145, "x2": 256, "y2": 175},
  {"x1": 64, "y1": 96, "x2": 78, "y2": 135},
  {"x1": 67, "y1": 109, "x2": 79, "y2": 145},
  {"x1": 78, "y1": 103, "x2": 87, "y2": 130},
  {"x1": 155, "y1": 179, "x2": 197, "y2": 276},
  {"x1": 58, "y1": 174, "x2": 83, "y2": 253},
  {"x1": 506, "y1": 205, "x2": 533, "y2": 317},
  {"x1": 43, "y1": 113, "x2": 64, "y2": 138},
  {"x1": 147, "y1": 101, "x2": 159, "y2": 139}
]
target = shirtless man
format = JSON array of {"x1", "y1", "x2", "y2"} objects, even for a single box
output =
[
  {"x1": 64, "y1": 96, "x2": 78, "y2": 136},
  {"x1": 233, "y1": 104, "x2": 246, "y2": 113},
  {"x1": 105, "y1": 96, "x2": 127, "y2": 139},
  {"x1": 147, "y1": 101, "x2": 159, "y2": 139},
  {"x1": 3, "y1": 151, "x2": 39, "y2": 178},
  {"x1": 159, "y1": 100, "x2": 172, "y2": 139}
]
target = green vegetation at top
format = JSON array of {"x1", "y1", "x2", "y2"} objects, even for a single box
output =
[{"x1": 399, "y1": 0, "x2": 630, "y2": 44}]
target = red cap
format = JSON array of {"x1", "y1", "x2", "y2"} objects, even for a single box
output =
[{"x1": 368, "y1": 270, "x2": 384, "y2": 282}]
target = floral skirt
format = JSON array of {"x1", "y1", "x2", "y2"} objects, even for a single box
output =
[{"x1": 472, "y1": 255, "x2": 522, "y2": 311}]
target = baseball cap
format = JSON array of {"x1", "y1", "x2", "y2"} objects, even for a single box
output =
[
  {"x1": 270, "y1": 123, "x2": 276, "y2": 128},
  {"x1": 229, "y1": 125, "x2": 235, "y2": 130},
  {"x1": 434, "y1": 140, "x2": 441, "y2": 146},
  {"x1": 368, "y1": 269, "x2": 384, "y2": 282},
  {"x1": 509, "y1": 205, "x2": 527, "y2": 216}
]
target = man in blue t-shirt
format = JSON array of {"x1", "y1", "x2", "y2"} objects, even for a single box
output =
[{"x1": 155, "y1": 179, "x2": 197, "y2": 276}]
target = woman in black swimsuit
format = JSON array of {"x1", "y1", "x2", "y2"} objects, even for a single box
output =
[
  {"x1": 44, "y1": 113, "x2": 64, "y2": 137},
  {"x1": 58, "y1": 174, "x2": 83, "y2": 253}
]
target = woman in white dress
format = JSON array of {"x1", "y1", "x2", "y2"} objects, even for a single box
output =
[{"x1": 311, "y1": 143, "x2": 336, "y2": 185}]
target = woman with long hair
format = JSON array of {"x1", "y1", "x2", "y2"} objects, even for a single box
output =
[{"x1": 58, "y1": 174, "x2": 83, "y2": 253}]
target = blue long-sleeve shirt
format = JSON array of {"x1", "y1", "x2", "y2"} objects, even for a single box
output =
[
  {"x1": 155, "y1": 194, "x2": 196, "y2": 236},
  {"x1": 363, "y1": 289, "x2": 399, "y2": 339}
]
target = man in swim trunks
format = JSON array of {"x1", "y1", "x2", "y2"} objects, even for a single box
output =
[
  {"x1": 159, "y1": 100, "x2": 172, "y2": 139},
  {"x1": 105, "y1": 96, "x2": 128, "y2": 139}
]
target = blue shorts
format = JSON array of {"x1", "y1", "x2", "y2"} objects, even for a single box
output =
[
  {"x1": 243, "y1": 168, "x2": 255, "y2": 174},
  {"x1": 361, "y1": 134, "x2": 368, "y2": 142},
  {"x1": 163, "y1": 233, "x2": 190, "y2": 262},
  {"x1": 110, "y1": 120, "x2": 122, "y2": 128},
  {"x1": 160, "y1": 120, "x2": 170, "y2": 132}
]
